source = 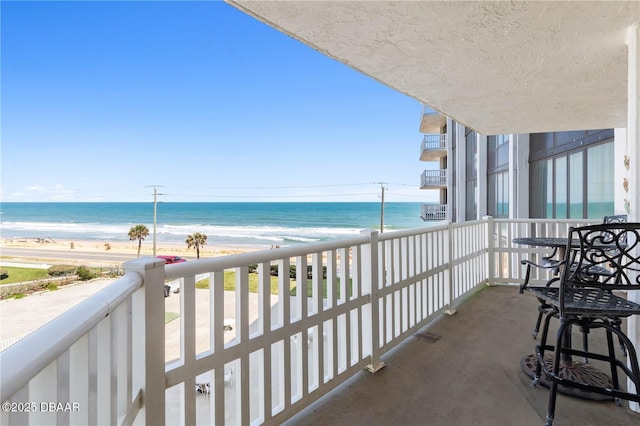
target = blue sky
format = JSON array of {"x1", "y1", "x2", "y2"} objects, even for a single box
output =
[{"x1": 1, "y1": 1, "x2": 435, "y2": 203}]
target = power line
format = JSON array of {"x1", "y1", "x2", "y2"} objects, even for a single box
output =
[
  {"x1": 170, "y1": 192, "x2": 380, "y2": 199},
  {"x1": 177, "y1": 182, "x2": 377, "y2": 190}
]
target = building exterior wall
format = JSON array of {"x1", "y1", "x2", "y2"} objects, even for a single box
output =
[{"x1": 419, "y1": 110, "x2": 618, "y2": 223}]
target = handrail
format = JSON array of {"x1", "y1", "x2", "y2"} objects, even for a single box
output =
[
  {"x1": 0, "y1": 273, "x2": 143, "y2": 402},
  {"x1": 378, "y1": 222, "x2": 449, "y2": 240}
]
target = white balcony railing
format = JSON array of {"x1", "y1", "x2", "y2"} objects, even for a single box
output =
[
  {"x1": 0, "y1": 218, "x2": 600, "y2": 425},
  {"x1": 421, "y1": 169, "x2": 447, "y2": 187},
  {"x1": 420, "y1": 134, "x2": 446, "y2": 152},
  {"x1": 421, "y1": 203, "x2": 447, "y2": 221}
]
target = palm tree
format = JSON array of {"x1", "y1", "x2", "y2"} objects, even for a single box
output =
[
  {"x1": 128, "y1": 224, "x2": 150, "y2": 257},
  {"x1": 186, "y1": 232, "x2": 207, "y2": 259}
]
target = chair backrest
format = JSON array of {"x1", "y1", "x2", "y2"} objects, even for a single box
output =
[
  {"x1": 603, "y1": 214, "x2": 628, "y2": 244},
  {"x1": 562, "y1": 223, "x2": 640, "y2": 291},
  {"x1": 603, "y1": 214, "x2": 628, "y2": 224}
]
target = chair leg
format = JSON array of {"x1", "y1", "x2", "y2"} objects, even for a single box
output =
[
  {"x1": 545, "y1": 381, "x2": 557, "y2": 426},
  {"x1": 582, "y1": 326, "x2": 589, "y2": 364},
  {"x1": 546, "y1": 320, "x2": 572, "y2": 426},
  {"x1": 612, "y1": 318, "x2": 628, "y2": 356},
  {"x1": 534, "y1": 310, "x2": 556, "y2": 385},
  {"x1": 533, "y1": 311, "x2": 543, "y2": 339},
  {"x1": 545, "y1": 321, "x2": 571, "y2": 426}
]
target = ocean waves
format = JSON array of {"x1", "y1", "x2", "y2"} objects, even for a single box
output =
[
  {"x1": 0, "y1": 202, "x2": 427, "y2": 248},
  {"x1": 0, "y1": 221, "x2": 366, "y2": 248}
]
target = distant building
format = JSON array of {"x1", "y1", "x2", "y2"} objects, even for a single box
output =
[{"x1": 418, "y1": 106, "x2": 620, "y2": 222}]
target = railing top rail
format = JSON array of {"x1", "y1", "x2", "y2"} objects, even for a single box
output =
[
  {"x1": 0, "y1": 272, "x2": 143, "y2": 402},
  {"x1": 379, "y1": 223, "x2": 449, "y2": 241},
  {"x1": 422, "y1": 134, "x2": 446, "y2": 141},
  {"x1": 165, "y1": 234, "x2": 371, "y2": 280},
  {"x1": 492, "y1": 218, "x2": 593, "y2": 225}
]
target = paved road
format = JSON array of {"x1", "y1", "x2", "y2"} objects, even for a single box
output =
[{"x1": 1, "y1": 247, "x2": 137, "y2": 264}]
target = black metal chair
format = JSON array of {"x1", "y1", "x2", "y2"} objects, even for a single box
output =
[
  {"x1": 519, "y1": 215, "x2": 628, "y2": 339},
  {"x1": 528, "y1": 223, "x2": 640, "y2": 426}
]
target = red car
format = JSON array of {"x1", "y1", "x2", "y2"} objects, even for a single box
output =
[
  {"x1": 156, "y1": 255, "x2": 186, "y2": 264},
  {"x1": 157, "y1": 256, "x2": 186, "y2": 297}
]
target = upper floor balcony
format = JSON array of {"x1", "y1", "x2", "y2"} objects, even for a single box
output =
[
  {"x1": 419, "y1": 106, "x2": 447, "y2": 134},
  {"x1": 420, "y1": 203, "x2": 447, "y2": 221},
  {"x1": 419, "y1": 134, "x2": 447, "y2": 161},
  {"x1": 2, "y1": 218, "x2": 639, "y2": 425},
  {"x1": 421, "y1": 169, "x2": 447, "y2": 188}
]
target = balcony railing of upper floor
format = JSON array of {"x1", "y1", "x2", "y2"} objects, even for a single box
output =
[
  {"x1": 419, "y1": 134, "x2": 447, "y2": 161},
  {"x1": 421, "y1": 169, "x2": 447, "y2": 188},
  {"x1": 421, "y1": 203, "x2": 447, "y2": 221},
  {"x1": 2, "y1": 217, "x2": 606, "y2": 425}
]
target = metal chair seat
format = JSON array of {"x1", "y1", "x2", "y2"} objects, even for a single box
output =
[{"x1": 529, "y1": 286, "x2": 640, "y2": 318}]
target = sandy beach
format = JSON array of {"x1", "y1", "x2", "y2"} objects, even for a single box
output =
[{"x1": 0, "y1": 237, "x2": 257, "y2": 267}]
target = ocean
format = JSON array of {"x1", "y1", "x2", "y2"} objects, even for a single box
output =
[{"x1": 0, "y1": 202, "x2": 432, "y2": 249}]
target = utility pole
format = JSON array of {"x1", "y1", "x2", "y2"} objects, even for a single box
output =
[
  {"x1": 375, "y1": 182, "x2": 387, "y2": 233},
  {"x1": 147, "y1": 185, "x2": 164, "y2": 256}
]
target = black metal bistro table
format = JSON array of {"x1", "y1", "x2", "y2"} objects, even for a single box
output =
[
  {"x1": 512, "y1": 236, "x2": 573, "y2": 260},
  {"x1": 513, "y1": 236, "x2": 615, "y2": 400}
]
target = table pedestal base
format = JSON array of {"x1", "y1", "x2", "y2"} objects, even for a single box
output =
[{"x1": 521, "y1": 354, "x2": 613, "y2": 401}]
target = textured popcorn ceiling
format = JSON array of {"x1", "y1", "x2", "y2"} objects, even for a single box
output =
[{"x1": 228, "y1": 1, "x2": 639, "y2": 135}]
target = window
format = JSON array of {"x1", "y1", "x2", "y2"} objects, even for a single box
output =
[
  {"x1": 487, "y1": 134, "x2": 510, "y2": 218},
  {"x1": 555, "y1": 156, "x2": 567, "y2": 218},
  {"x1": 488, "y1": 171, "x2": 509, "y2": 217},
  {"x1": 530, "y1": 137, "x2": 613, "y2": 219},
  {"x1": 569, "y1": 152, "x2": 583, "y2": 218},
  {"x1": 587, "y1": 143, "x2": 615, "y2": 217},
  {"x1": 465, "y1": 129, "x2": 477, "y2": 220}
]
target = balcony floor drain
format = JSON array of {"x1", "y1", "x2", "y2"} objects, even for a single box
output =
[{"x1": 414, "y1": 331, "x2": 441, "y2": 343}]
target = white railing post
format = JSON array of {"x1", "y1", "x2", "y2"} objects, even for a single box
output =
[
  {"x1": 484, "y1": 216, "x2": 495, "y2": 285},
  {"x1": 124, "y1": 257, "x2": 166, "y2": 425},
  {"x1": 362, "y1": 229, "x2": 385, "y2": 373},
  {"x1": 445, "y1": 222, "x2": 457, "y2": 315}
]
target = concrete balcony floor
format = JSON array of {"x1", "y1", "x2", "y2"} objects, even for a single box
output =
[{"x1": 285, "y1": 285, "x2": 640, "y2": 426}]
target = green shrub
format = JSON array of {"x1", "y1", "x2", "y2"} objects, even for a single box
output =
[
  {"x1": 45, "y1": 282, "x2": 58, "y2": 291},
  {"x1": 76, "y1": 266, "x2": 96, "y2": 281},
  {"x1": 266, "y1": 264, "x2": 327, "y2": 279},
  {"x1": 48, "y1": 265, "x2": 77, "y2": 277},
  {"x1": 0, "y1": 270, "x2": 8, "y2": 280}
]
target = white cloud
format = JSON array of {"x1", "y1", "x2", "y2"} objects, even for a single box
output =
[{"x1": 7, "y1": 184, "x2": 75, "y2": 201}]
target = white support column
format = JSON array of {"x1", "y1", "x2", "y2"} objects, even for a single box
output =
[
  {"x1": 125, "y1": 257, "x2": 167, "y2": 424},
  {"x1": 614, "y1": 128, "x2": 628, "y2": 215},
  {"x1": 456, "y1": 125, "x2": 467, "y2": 222},
  {"x1": 511, "y1": 133, "x2": 530, "y2": 218},
  {"x1": 477, "y1": 134, "x2": 488, "y2": 219},
  {"x1": 445, "y1": 118, "x2": 454, "y2": 222},
  {"x1": 626, "y1": 22, "x2": 640, "y2": 413}
]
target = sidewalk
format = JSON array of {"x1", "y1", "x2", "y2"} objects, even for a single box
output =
[
  {"x1": 0, "y1": 279, "x2": 115, "y2": 343},
  {"x1": 0, "y1": 261, "x2": 52, "y2": 269}
]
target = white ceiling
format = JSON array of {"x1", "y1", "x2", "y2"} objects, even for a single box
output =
[{"x1": 227, "y1": 1, "x2": 639, "y2": 135}]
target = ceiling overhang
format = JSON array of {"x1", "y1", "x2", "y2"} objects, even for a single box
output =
[{"x1": 227, "y1": 1, "x2": 639, "y2": 135}]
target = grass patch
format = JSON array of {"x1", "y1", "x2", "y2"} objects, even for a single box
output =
[
  {"x1": 0, "y1": 267, "x2": 49, "y2": 285},
  {"x1": 196, "y1": 270, "x2": 284, "y2": 294},
  {"x1": 195, "y1": 270, "x2": 352, "y2": 298},
  {"x1": 165, "y1": 312, "x2": 180, "y2": 324}
]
